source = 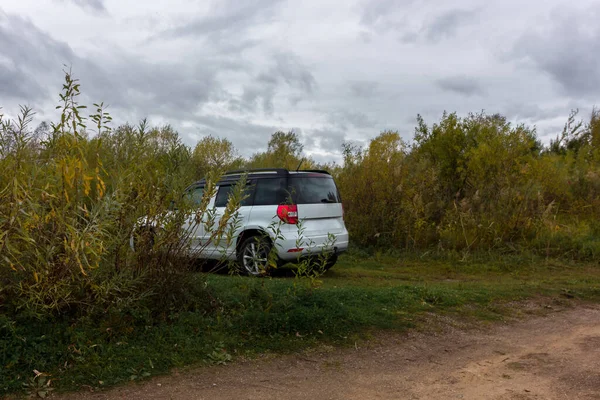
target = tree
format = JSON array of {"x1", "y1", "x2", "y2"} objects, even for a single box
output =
[
  {"x1": 267, "y1": 130, "x2": 303, "y2": 158},
  {"x1": 248, "y1": 130, "x2": 305, "y2": 169},
  {"x1": 192, "y1": 135, "x2": 243, "y2": 178}
]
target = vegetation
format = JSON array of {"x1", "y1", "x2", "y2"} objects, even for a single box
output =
[
  {"x1": 1, "y1": 71, "x2": 600, "y2": 396},
  {"x1": 337, "y1": 111, "x2": 600, "y2": 259},
  {"x1": 2, "y1": 251, "x2": 600, "y2": 395}
]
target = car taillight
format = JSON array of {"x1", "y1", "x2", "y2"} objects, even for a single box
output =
[{"x1": 277, "y1": 204, "x2": 298, "y2": 224}]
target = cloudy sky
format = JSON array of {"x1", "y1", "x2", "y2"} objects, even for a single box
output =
[{"x1": 1, "y1": 0, "x2": 599, "y2": 161}]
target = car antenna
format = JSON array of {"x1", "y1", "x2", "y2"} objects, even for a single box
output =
[{"x1": 296, "y1": 158, "x2": 305, "y2": 171}]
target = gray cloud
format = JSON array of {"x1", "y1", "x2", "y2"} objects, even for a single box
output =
[
  {"x1": 3, "y1": 0, "x2": 600, "y2": 163},
  {"x1": 360, "y1": 0, "x2": 408, "y2": 32},
  {"x1": 0, "y1": 8, "x2": 318, "y2": 155},
  {"x1": 0, "y1": 12, "x2": 77, "y2": 106},
  {"x1": 103, "y1": 62, "x2": 221, "y2": 119},
  {"x1": 0, "y1": 63, "x2": 47, "y2": 102},
  {"x1": 271, "y1": 54, "x2": 316, "y2": 94},
  {"x1": 59, "y1": 0, "x2": 106, "y2": 12},
  {"x1": 230, "y1": 53, "x2": 316, "y2": 115},
  {"x1": 189, "y1": 118, "x2": 346, "y2": 161},
  {"x1": 328, "y1": 110, "x2": 376, "y2": 130},
  {"x1": 436, "y1": 75, "x2": 485, "y2": 97},
  {"x1": 0, "y1": 11, "x2": 239, "y2": 129},
  {"x1": 227, "y1": 83, "x2": 276, "y2": 114},
  {"x1": 361, "y1": 1, "x2": 477, "y2": 43},
  {"x1": 423, "y1": 9, "x2": 478, "y2": 42},
  {"x1": 399, "y1": 8, "x2": 479, "y2": 43},
  {"x1": 349, "y1": 80, "x2": 379, "y2": 98},
  {"x1": 158, "y1": 0, "x2": 283, "y2": 42},
  {"x1": 305, "y1": 128, "x2": 347, "y2": 155},
  {"x1": 502, "y1": 103, "x2": 564, "y2": 122},
  {"x1": 190, "y1": 114, "x2": 278, "y2": 155},
  {"x1": 511, "y1": 6, "x2": 600, "y2": 98}
]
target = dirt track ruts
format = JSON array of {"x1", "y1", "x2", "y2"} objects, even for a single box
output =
[{"x1": 58, "y1": 303, "x2": 600, "y2": 400}]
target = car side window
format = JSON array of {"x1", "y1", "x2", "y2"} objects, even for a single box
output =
[
  {"x1": 214, "y1": 182, "x2": 255, "y2": 207},
  {"x1": 253, "y1": 178, "x2": 288, "y2": 205},
  {"x1": 184, "y1": 186, "x2": 204, "y2": 206},
  {"x1": 214, "y1": 185, "x2": 232, "y2": 207}
]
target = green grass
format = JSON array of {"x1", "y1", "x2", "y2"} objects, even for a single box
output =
[{"x1": 3, "y1": 251, "x2": 600, "y2": 396}]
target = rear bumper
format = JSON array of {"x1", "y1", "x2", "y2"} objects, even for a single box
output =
[{"x1": 276, "y1": 231, "x2": 349, "y2": 261}]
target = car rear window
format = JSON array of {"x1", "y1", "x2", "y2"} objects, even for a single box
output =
[
  {"x1": 288, "y1": 176, "x2": 340, "y2": 204},
  {"x1": 214, "y1": 175, "x2": 341, "y2": 206}
]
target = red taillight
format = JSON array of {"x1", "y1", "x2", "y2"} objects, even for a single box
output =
[{"x1": 277, "y1": 204, "x2": 298, "y2": 224}]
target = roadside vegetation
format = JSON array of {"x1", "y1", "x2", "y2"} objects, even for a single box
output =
[{"x1": 1, "y1": 71, "x2": 599, "y2": 397}]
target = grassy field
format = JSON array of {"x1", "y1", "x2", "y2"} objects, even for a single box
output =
[{"x1": 3, "y1": 251, "x2": 600, "y2": 396}]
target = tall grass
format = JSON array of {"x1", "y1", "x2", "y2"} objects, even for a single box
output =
[{"x1": 0, "y1": 71, "x2": 235, "y2": 320}]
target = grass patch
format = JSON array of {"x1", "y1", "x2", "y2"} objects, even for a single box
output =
[{"x1": 2, "y1": 252, "x2": 600, "y2": 396}]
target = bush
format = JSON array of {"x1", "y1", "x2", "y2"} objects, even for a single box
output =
[{"x1": 0, "y1": 71, "x2": 221, "y2": 320}]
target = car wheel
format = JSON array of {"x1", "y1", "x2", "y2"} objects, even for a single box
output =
[
  {"x1": 324, "y1": 254, "x2": 338, "y2": 271},
  {"x1": 308, "y1": 254, "x2": 337, "y2": 274},
  {"x1": 237, "y1": 236, "x2": 272, "y2": 276}
]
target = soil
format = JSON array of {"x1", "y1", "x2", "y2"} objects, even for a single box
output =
[{"x1": 57, "y1": 303, "x2": 600, "y2": 400}]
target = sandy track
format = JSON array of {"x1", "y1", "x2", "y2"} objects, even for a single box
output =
[{"x1": 58, "y1": 304, "x2": 600, "y2": 400}]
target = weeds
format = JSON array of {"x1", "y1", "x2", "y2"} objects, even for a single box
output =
[
  {"x1": 3, "y1": 252, "x2": 600, "y2": 395},
  {"x1": 22, "y1": 372, "x2": 53, "y2": 399}
]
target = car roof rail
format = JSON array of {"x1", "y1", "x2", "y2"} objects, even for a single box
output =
[
  {"x1": 190, "y1": 168, "x2": 331, "y2": 188},
  {"x1": 225, "y1": 168, "x2": 289, "y2": 175},
  {"x1": 297, "y1": 169, "x2": 331, "y2": 175}
]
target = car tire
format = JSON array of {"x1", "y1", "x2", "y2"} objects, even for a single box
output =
[
  {"x1": 237, "y1": 235, "x2": 272, "y2": 276},
  {"x1": 324, "y1": 254, "x2": 338, "y2": 271},
  {"x1": 308, "y1": 254, "x2": 337, "y2": 273}
]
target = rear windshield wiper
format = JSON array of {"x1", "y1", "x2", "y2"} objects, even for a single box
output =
[{"x1": 320, "y1": 198, "x2": 336, "y2": 203}]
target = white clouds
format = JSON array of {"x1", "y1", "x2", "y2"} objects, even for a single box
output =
[{"x1": 0, "y1": 0, "x2": 599, "y2": 162}]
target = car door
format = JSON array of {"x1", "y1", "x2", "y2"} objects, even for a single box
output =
[
  {"x1": 202, "y1": 181, "x2": 255, "y2": 259},
  {"x1": 180, "y1": 185, "x2": 207, "y2": 253},
  {"x1": 288, "y1": 174, "x2": 344, "y2": 236}
]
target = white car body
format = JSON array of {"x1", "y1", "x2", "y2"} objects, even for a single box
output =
[{"x1": 133, "y1": 169, "x2": 349, "y2": 273}]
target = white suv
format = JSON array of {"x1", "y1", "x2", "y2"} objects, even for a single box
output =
[{"x1": 135, "y1": 168, "x2": 349, "y2": 276}]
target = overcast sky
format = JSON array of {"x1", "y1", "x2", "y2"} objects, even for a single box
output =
[{"x1": 1, "y1": 0, "x2": 599, "y2": 162}]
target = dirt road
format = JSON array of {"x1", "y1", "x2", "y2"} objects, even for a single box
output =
[{"x1": 60, "y1": 303, "x2": 600, "y2": 400}]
